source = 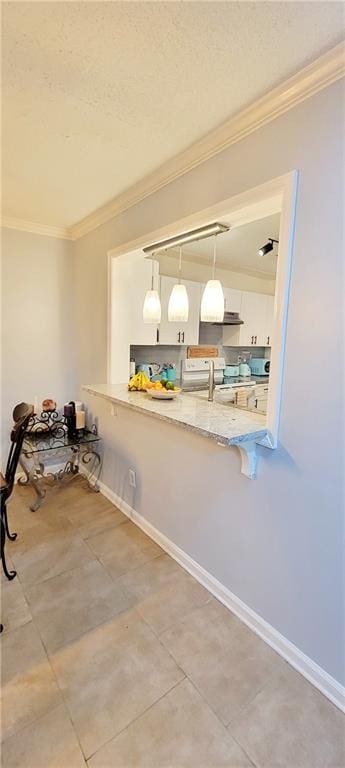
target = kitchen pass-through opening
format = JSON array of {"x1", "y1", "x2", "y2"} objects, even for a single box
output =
[{"x1": 107, "y1": 171, "x2": 298, "y2": 450}]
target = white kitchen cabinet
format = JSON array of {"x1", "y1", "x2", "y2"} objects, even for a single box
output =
[
  {"x1": 238, "y1": 291, "x2": 267, "y2": 347},
  {"x1": 263, "y1": 295, "x2": 274, "y2": 347},
  {"x1": 159, "y1": 276, "x2": 201, "y2": 345},
  {"x1": 223, "y1": 287, "x2": 242, "y2": 313},
  {"x1": 223, "y1": 290, "x2": 274, "y2": 347},
  {"x1": 129, "y1": 259, "x2": 160, "y2": 345}
]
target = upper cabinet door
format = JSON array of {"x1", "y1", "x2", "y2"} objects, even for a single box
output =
[
  {"x1": 238, "y1": 291, "x2": 267, "y2": 346},
  {"x1": 263, "y1": 295, "x2": 275, "y2": 346},
  {"x1": 223, "y1": 287, "x2": 242, "y2": 314},
  {"x1": 223, "y1": 290, "x2": 275, "y2": 347},
  {"x1": 159, "y1": 276, "x2": 201, "y2": 345},
  {"x1": 129, "y1": 259, "x2": 159, "y2": 345}
]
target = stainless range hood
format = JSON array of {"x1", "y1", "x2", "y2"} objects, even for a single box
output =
[{"x1": 201, "y1": 311, "x2": 244, "y2": 326}]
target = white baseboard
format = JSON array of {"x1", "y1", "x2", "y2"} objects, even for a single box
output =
[{"x1": 99, "y1": 478, "x2": 345, "y2": 714}]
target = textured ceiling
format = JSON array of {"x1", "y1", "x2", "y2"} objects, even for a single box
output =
[
  {"x1": 2, "y1": 1, "x2": 344, "y2": 227},
  {"x1": 162, "y1": 213, "x2": 280, "y2": 278}
]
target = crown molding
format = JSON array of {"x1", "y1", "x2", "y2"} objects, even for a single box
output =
[
  {"x1": 1, "y1": 216, "x2": 72, "y2": 240},
  {"x1": 70, "y1": 41, "x2": 345, "y2": 241}
]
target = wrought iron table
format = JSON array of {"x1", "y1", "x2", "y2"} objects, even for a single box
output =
[{"x1": 18, "y1": 410, "x2": 102, "y2": 511}]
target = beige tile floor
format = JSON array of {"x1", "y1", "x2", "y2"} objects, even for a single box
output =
[{"x1": 1, "y1": 479, "x2": 344, "y2": 768}]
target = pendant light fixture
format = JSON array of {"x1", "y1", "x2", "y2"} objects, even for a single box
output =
[
  {"x1": 200, "y1": 236, "x2": 224, "y2": 323},
  {"x1": 143, "y1": 257, "x2": 161, "y2": 323},
  {"x1": 168, "y1": 247, "x2": 189, "y2": 322}
]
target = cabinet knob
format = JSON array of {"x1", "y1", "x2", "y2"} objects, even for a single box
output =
[
  {"x1": 255, "y1": 335, "x2": 257, "y2": 344},
  {"x1": 182, "y1": 331, "x2": 185, "y2": 343},
  {"x1": 251, "y1": 336, "x2": 254, "y2": 344},
  {"x1": 178, "y1": 331, "x2": 181, "y2": 343},
  {"x1": 267, "y1": 336, "x2": 270, "y2": 345}
]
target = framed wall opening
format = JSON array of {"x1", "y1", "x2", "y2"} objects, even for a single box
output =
[{"x1": 107, "y1": 171, "x2": 298, "y2": 450}]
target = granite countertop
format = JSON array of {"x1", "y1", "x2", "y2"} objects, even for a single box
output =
[
  {"x1": 174, "y1": 376, "x2": 269, "y2": 390},
  {"x1": 82, "y1": 384, "x2": 267, "y2": 447},
  {"x1": 222, "y1": 376, "x2": 269, "y2": 385}
]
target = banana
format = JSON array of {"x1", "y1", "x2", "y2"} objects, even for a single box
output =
[{"x1": 128, "y1": 371, "x2": 150, "y2": 391}]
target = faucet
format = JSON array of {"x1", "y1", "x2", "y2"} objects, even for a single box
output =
[{"x1": 208, "y1": 360, "x2": 215, "y2": 402}]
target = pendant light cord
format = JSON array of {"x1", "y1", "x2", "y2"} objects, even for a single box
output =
[
  {"x1": 151, "y1": 254, "x2": 155, "y2": 289},
  {"x1": 212, "y1": 236, "x2": 217, "y2": 279},
  {"x1": 178, "y1": 247, "x2": 182, "y2": 284}
]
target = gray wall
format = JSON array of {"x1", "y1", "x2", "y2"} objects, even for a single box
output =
[
  {"x1": 39, "y1": 79, "x2": 345, "y2": 685},
  {"x1": 1, "y1": 228, "x2": 75, "y2": 462}
]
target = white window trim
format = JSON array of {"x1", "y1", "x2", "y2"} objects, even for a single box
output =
[{"x1": 107, "y1": 170, "x2": 298, "y2": 451}]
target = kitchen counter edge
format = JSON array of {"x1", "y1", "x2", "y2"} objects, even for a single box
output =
[{"x1": 82, "y1": 384, "x2": 268, "y2": 447}]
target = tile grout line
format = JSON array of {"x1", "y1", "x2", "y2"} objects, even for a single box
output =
[
  {"x1": 76, "y1": 527, "x2": 269, "y2": 764},
  {"x1": 4, "y1": 489, "x2": 265, "y2": 766},
  {"x1": 81, "y1": 534, "x2": 166, "y2": 590},
  {"x1": 9, "y1": 504, "x2": 129, "y2": 586},
  {"x1": 3, "y1": 497, "x2": 150, "y2": 758},
  {"x1": 226, "y1": 674, "x2": 282, "y2": 729},
  {"x1": 34, "y1": 617, "x2": 90, "y2": 763},
  {"x1": 138, "y1": 610, "x2": 192, "y2": 680},
  {"x1": 82, "y1": 533, "x2": 165, "y2": 584},
  {"x1": 19, "y1": 556, "x2": 99, "y2": 595},
  {"x1": 9, "y1": 525, "x2": 97, "y2": 585},
  {"x1": 28, "y1": 556, "x2": 189, "y2": 763},
  {"x1": 152, "y1": 611, "x2": 266, "y2": 767},
  {"x1": 85, "y1": 676, "x2": 187, "y2": 763},
  {"x1": 38, "y1": 599, "x2": 144, "y2": 658},
  {"x1": 9, "y1": 495, "x2": 162, "y2": 594},
  {"x1": 2, "y1": 575, "x2": 69, "y2": 746},
  {"x1": 185, "y1": 678, "x2": 259, "y2": 768},
  {"x1": 134, "y1": 593, "x2": 214, "y2": 642},
  {"x1": 11, "y1": 511, "x2": 184, "y2": 657},
  {"x1": 0, "y1": 702, "x2": 67, "y2": 751},
  {"x1": 225, "y1": 729, "x2": 259, "y2": 768}
]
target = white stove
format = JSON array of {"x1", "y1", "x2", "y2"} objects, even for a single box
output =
[{"x1": 181, "y1": 357, "x2": 225, "y2": 389}]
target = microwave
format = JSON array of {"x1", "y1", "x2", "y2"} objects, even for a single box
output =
[{"x1": 249, "y1": 358, "x2": 270, "y2": 376}]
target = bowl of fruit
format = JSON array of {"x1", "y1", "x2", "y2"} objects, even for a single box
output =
[{"x1": 145, "y1": 380, "x2": 181, "y2": 400}]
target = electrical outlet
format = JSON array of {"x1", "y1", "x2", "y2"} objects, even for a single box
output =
[{"x1": 129, "y1": 469, "x2": 136, "y2": 488}]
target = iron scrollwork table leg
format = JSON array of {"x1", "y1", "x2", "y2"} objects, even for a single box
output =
[
  {"x1": 1, "y1": 515, "x2": 16, "y2": 580},
  {"x1": 81, "y1": 447, "x2": 102, "y2": 491},
  {"x1": 18, "y1": 456, "x2": 46, "y2": 512},
  {"x1": 57, "y1": 446, "x2": 80, "y2": 481},
  {"x1": 3, "y1": 502, "x2": 17, "y2": 541}
]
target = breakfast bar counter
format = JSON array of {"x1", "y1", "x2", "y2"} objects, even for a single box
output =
[{"x1": 83, "y1": 385, "x2": 268, "y2": 478}]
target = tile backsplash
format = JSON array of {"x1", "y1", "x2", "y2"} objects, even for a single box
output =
[{"x1": 130, "y1": 343, "x2": 269, "y2": 376}]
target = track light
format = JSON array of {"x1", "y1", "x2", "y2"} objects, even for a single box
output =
[
  {"x1": 257, "y1": 238, "x2": 279, "y2": 257},
  {"x1": 143, "y1": 222, "x2": 229, "y2": 255}
]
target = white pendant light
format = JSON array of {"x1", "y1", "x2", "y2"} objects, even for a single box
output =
[
  {"x1": 168, "y1": 247, "x2": 189, "y2": 322},
  {"x1": 201, "y1": 236, "x2": 224, "y2": 323},
  {"x1": 143, "y1": 258, "x2": 161, "y2": 323}
]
